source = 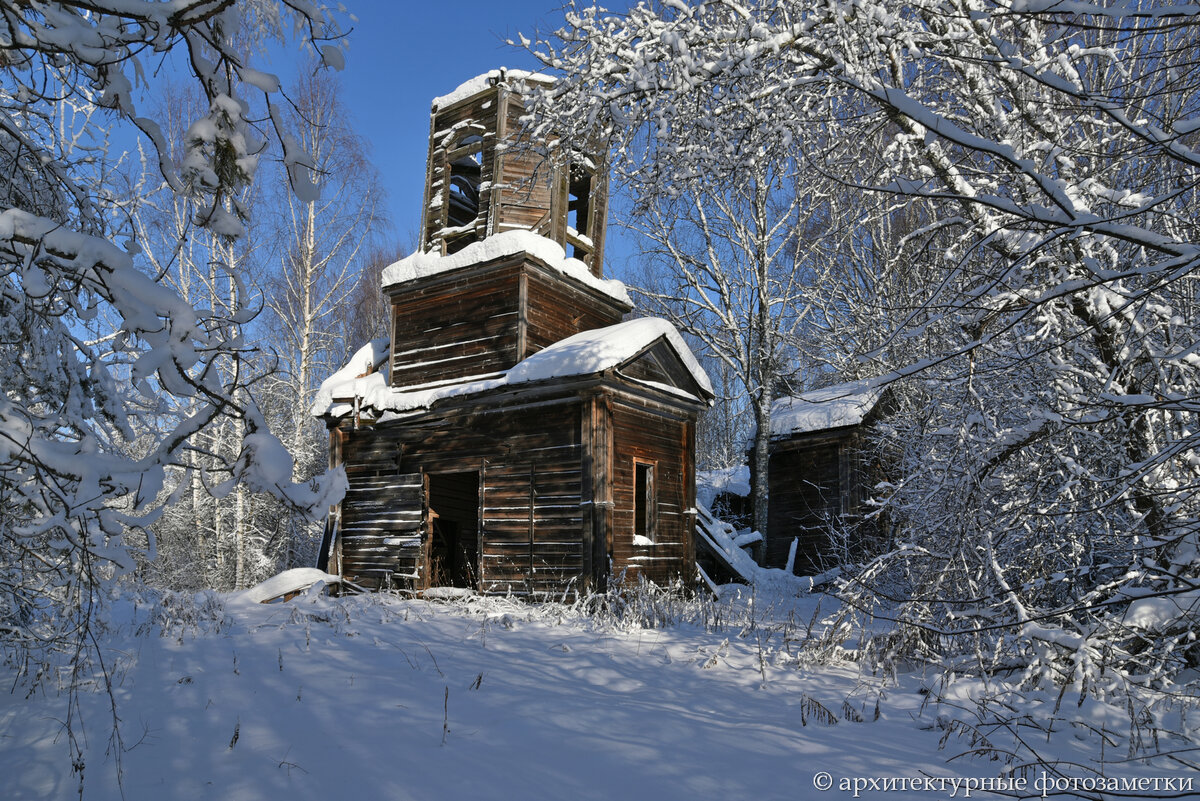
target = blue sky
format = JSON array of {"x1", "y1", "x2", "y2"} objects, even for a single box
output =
[{"x1": 279, "y1": 1, "x2": 607, "y2": 254}]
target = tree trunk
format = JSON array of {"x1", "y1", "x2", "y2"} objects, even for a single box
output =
[{"x1": 751, "y1": 391, "x2": 771, "y2": 538}]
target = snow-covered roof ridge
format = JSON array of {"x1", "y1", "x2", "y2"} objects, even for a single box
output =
[
  {"x1": 770, "y1": 378, "x2": 886, "y2": 438},
  {"x1": 432, "y1": 68, "x2": 554, "y2": 110},
  {"x1": 380, "y1": 230, "x2": 631, "y2": 306},
  {"x1": 507, "y1": 317, "x2": 713, "y2": 397},
  {"x1": 312, "y1": 318, "x2": 713, "y2": 419}
]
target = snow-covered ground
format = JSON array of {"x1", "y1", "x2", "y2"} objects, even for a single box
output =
[{"x1": 1, "y1": 586, "x2": 1191, "y2": 800}]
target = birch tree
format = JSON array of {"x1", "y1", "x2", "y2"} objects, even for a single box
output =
[
  {"x1": 264, "y1": 64, "x2": 386, "y2": 567},
  {"x1": 126, "y1": 83, "x2": 285, "y2": 591},
  {"x1": 338, "y1": 243, "x2": 407, "y2": 353},
  {"x1": 629, "y1": 150, "x2": 815, "y2": 535},
  {"x1": 524, "y1": 0, "x2": 1200, "y2": 770},
  {"x1": 0, "y1": 0, "x2": 350, "y2": 705}
]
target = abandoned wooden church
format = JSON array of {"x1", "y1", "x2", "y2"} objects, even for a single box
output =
[{"x1": 313, "y1": 70, "x2": 714, "y2": 596}]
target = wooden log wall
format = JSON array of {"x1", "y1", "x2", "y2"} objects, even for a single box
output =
[
  {"x1": 609, "y1": 397, "x2": 696, "y2": 586},
  {"x1": 337, "y1": 447, "x2": 425, "y2": 591},
  {"x1": 522, "y1": 265, "x2": 627, "y2": 358},
  {"x1": 764, "y1": 435, "x2": 846, "y2": 574},
  {"x1": 388, "y1": 257, "x2": 629, "y2": 391},
  {"x1": 335, "y1": 399, "x2": 587, "y2": 595},
  {"x1": 479, "y1": 455, "x2": 585, "y2": 596},
  {"x1": 389, "y1": 262, "x2": 522, "y2": 388}
]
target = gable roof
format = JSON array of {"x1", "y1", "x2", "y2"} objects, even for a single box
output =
[
  {"x1": 770, "y1": 378, "x2": 885, "y2": 439},
  {"x1": 617, "y1": 338, "x2": 711, "y2": 402},
  {"x1": 312, "y1": 318, "x2": 713, "y2": 420},
  {"x1": 508, "y1": 317, "x2": 712, "y2": 397}
]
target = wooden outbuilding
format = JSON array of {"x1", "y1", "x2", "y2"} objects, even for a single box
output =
[
  {"x1": 313, "y1": 70, "x2": 713, "y2": 596},
  {"x1": 753, "y1": 380, "x2": 887, "y2": 575}
]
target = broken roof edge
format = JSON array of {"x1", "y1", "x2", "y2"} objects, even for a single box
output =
[
  {"x1": 311, "y1": 318, "x2": 714, "y2": 420},
  {"x1": 309, "y1": 338, "x2": 390, "y2": 419},
  {"x1": 431, "y1": 68, "x2": 555, "y2": 111},
  {"x1": 380, "y1": 230, "x2": 631, "y2": 307}
]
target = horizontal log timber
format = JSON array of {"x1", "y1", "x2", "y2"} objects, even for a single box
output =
[
  {"x1": 344, "y1": 486, "x2": 422, "y2": 502},
  {"x1": 341, "y1": 520, "x2": 421, "y2": 534},
  {"x1": 341, "y1": 534, "x2": 421, "y2": 548},
  {"x1": 484, "y1": 544, "x2": 582, "y2": 558}
]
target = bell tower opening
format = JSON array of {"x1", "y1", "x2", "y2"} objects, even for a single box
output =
[
  {"x1": 445, "y1": 133, "x2": 483, "y2": 253},
  {"x1": 418, "y1": 70, "x2": 608, "y2": 273},
  {"x1": 566, "y1": 163, "x2": 593, "y2": 260}
]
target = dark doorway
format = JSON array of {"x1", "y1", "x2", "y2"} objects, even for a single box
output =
[{"x1": 427, "y1": 471, "x2": 480, "y2": 588}]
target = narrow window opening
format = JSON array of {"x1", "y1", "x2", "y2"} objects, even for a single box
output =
[
  {"x1": 634, "y1": 461, "x2": 656, "y2": 545},
  {"x1": 566, "y1": 163, "x2": 593, "y2": 260},
  {"x1": 445, "y1": 134, "x2": 483, "y2": 252}
]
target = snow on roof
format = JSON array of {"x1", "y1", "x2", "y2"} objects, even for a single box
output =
[
  {"x1": 770, "y1": 379, "x2": 884, "y2": 438},
  {"x1": 312, "y1": 318, "x2": 712, "y2": 419},
  {"x1": 432, "y1": 68, "x2": 554, "y2": 110},
  {"x1": 380, "y1": 230, "x2": 631, "y2": 307},
  {"x1": 310, "y1": 338, "x2": 390, "y2": 418},
  {"x1": 697, "y1": 466, "x2": 751, "y2": 507},
  {"x1": 356, "y1": 373, "x2": 507, "y2": 420},
  {"x1": 508, "y1": 317, "x2": 712, "y2": 395}
]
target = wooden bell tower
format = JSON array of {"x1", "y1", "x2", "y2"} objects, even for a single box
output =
[{"x1": 418, "y1": 69, "x2": 608, "y2": 276}]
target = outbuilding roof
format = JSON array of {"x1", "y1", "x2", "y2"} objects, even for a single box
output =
[{"x1": 769, "y1": 379, "x2": 885, "y2": 439}]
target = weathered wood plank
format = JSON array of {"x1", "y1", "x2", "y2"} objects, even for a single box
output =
[{"x1": 608, "y1": 398, "x2": 694, "y2": 586}]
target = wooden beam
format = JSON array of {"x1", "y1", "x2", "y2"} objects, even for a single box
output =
[
  {"x1": 517, "y1": 269, "x2": 528, "y2": 361},
  {"x1": 580, "y1": 395, "x2": 596, "y2": 590}
]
